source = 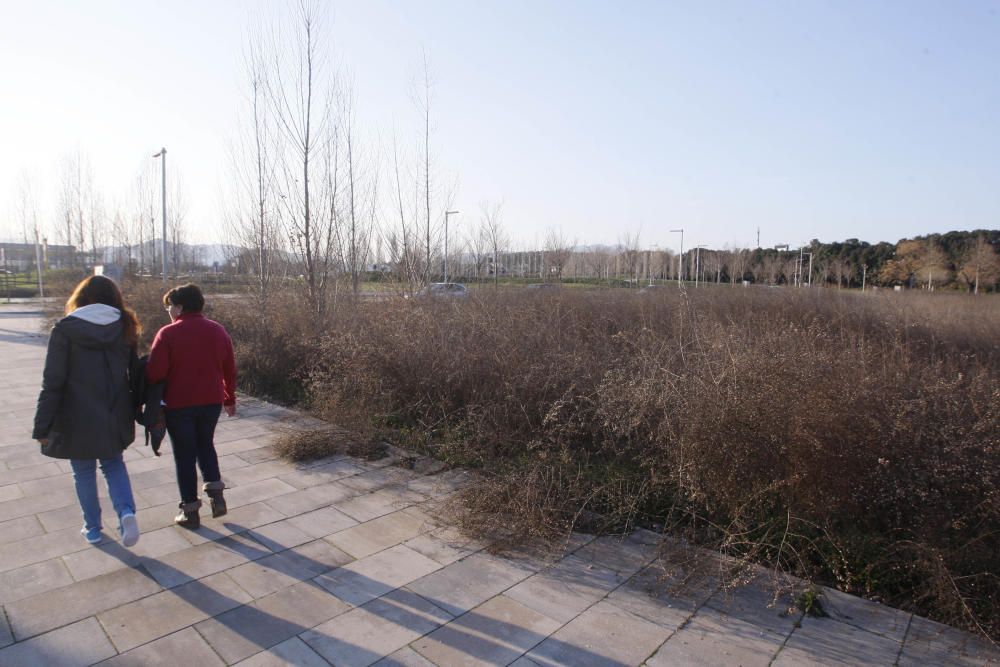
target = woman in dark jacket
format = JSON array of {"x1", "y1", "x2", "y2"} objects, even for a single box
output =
[
  {"x1": 147, "y1": 283, "x2": 236, "y2": 529},
  {"x1": 33, "y1": 275, "x2": 141, "y2": 547}
]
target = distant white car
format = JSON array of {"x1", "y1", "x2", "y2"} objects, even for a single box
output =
[{"x1": 408, "y1": 282, "x2": 469, "y2": 299}]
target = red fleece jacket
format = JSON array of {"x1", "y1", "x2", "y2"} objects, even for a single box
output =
[{"x1": 146, "y1": 312, "x2": 237, "y2": 410}]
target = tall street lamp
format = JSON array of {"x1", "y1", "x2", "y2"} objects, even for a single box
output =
[
  {"x1": 152, "y1": 148, "x2": 167, "y2": 284},
  {"x1": 444, "y1": 210, "x2": 459, "y2": 283},
  {"x1": 670, "y1": 228, "x2": 684, "y2": 286}
]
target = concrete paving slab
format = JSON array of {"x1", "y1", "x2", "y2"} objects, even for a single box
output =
[
  {"x1": 264, "y1": 480, "x2": 356, "y2": 516},
  {"x1": 406, "y1": 552, "x2": 537, "y2": 617},
  {"x1": 143, "y1": 532, "x2": 271, "y2": 588},
  {"x1": 245, "y1": 518, "x2": 316, "y2": 552},
  {"x1": 235, "y1": 637, "x2": 330, "y2": 667},
  {"x1": 194, "y1": 580, "x2": 350, "y2": 663},
  {"x1": 373, "y1": 646, "x2": 439, "y2": 666},
  {"x1": 647, "y1": 604, "x2": 791, "y2": 667},
  {"x1": 0, "y1": 515, "x2": 45, "y2": 545},
  {"x1": 603, "y1": 559, "x2": 715, "y2": 630},
  {"x1": 819, "y1": 584, "x2": 912, "y2": 642},
  {"x1": 774, "y1": 614, "x2": 904, "y2": 666},
  {"x1": 287, "y1": 503, "x2": 358, "y2": 538},
  {"x1": 223, "y1": 477, "x2": 298, "y2": 509},
  {"x1": 898, "y1": 614, "x2": 1000, "y2": 666},
  {"x1": 412, "y1": 594, "x2": 561, "y2": 667},
  {"x1": 332, "y1": 485, "x2": 426, "y2": 522},
  {"x1": 326, "y1": 507, "x2": 438, "y2": 560},
  {"x1": 226, "y1": 540, "x2": 353, "y2": 599},
  {"x1": 97, "y1": 571, "x2": 252, "y2": 652},
  {"x1": 96, "y1": 627, "x2": 225, "y2": 667},
  {"x1": 403, "y1": 525, "x2": 484, "y2": 566},
  {"x1": 506, "y1": 553, "x2": 632, "y2": 624},
  {"x1": 0, "y1": 612, "x2": 12, "y2": 649},
  {"x1": 302, "y1": 588, "x2": 453, "y2": 666},
  {"x1": 277, "y1": 458, "x2": 367, "y2": 490},
  {"x1": 0, "y1": 557, "x2": 75, "y2": 604},
  {"x1": 316, "y1": 543, "x2": 443, "y2": 607},
  {"x1": 61, "y1": 527, "x2": 202, "y2": 581},
  {"x1": 0, "y1": 618, "x2": 116, "y2": 667},
  {"x1": 6, "y1": 565, "x2": 162, "y2": 640},
  {"x1": 526, "y1": 599, "x2": 671, "y2": 667}
]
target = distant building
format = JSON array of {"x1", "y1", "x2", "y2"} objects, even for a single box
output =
[{"x1": 0, "y1": 241, "x2": 77, "y2": 271}]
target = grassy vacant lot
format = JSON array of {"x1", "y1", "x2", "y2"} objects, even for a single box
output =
[{"x1": 127, "y1": 282, "x2": 999, "y2": 639}]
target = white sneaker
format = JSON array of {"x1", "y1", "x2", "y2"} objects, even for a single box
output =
[{"x1": 120, "y1": 512, "x2": 140, "y2": 547}]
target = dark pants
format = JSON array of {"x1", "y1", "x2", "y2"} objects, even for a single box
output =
[{"x1": 165, "y1": 404, "x2": 223, "y2": 503}]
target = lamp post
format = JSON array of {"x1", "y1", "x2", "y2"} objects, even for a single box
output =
[
  {"x1": 443, "y1": 210, "x2": 459, "y2": 283},
  {"x1": 152, "y1": 148, "x2": 167, "y2": 284},
  {"x1": 695, "y1": 245, "x2": 707, "y2": 288},
  {"x1": 670, "y1": 229, "x2": 684, "y2": 286}
]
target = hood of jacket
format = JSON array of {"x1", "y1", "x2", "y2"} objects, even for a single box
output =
[{"x1": 59, "y1": 303, "x2": 124, "y2": 349}]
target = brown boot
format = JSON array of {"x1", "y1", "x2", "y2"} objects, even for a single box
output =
[
  {"x1": 174, "y1": 500, "x2": 202, "y2": 529},
  {"x1": 204, "y1": 481, "x2": 227, "y2": 518}
]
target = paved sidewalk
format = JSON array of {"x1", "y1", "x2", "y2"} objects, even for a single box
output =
[{"x1": 0, "y1": 304, "x2": 997, "y2": 666}]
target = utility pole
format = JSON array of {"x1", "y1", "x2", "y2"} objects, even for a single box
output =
[{"x1": 152, "y1": 148, "x2": 167, "y2": 284}]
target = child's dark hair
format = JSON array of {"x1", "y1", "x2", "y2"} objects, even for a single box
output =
[{"x1": 163, "y1": 283, "x2": 205, "y2": 313}]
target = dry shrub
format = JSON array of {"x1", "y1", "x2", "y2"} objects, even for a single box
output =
[
  {"x1": 272, "y1": 426, "x2": 386, "y2": 462},
  {"x1": 211, "y1": 285, "x2": 999, "y2": 639}
]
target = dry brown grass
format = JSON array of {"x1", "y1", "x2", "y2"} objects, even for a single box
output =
[{"x1": 214, "y1": 285, "x2": 999, "y2": 639}]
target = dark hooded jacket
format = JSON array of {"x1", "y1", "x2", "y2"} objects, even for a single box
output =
[{"x1": 32, "y1": 304, "x2": 136, "y2": 459}]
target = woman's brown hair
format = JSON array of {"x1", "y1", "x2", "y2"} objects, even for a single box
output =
[{"x1": 65, "y1": 275, "x2": 142, "y2": 346}]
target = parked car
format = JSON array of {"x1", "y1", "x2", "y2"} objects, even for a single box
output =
[
  {"x1": 525, "y1": 283, "x2": 561, "y2": 290},
  {"x1": 408, "y1": 282, "x2": 469, "y2": 299}
]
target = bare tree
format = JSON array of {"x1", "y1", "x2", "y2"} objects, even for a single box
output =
[
  {"x1": 829, "y1": 257, "x2": 849, "y2": 289},
  {"x1": 268, "y1": 0, "x2": 336, "y2": 312},
  {"x1": 760, "y1": 254, "x2": 782, "y2": 285},
  {"x1": 339, "y1": 82, "x2": 377, "y2": 295},
  {"x1": 618, "y1": 230, "x2": 642, "y2": 285},
  {"x1": 58, "y1": 152, "x2": 94, "y2": 264},
  {"x1": 729, "y1": 247, "x2": 750, "y2": 285},
  {"x1": 227, "y1": 24, "x2": 283, "y2": 306},
  {"x1": 167, "y1": 177, "x2": 188, "y2": 273},
  {"x1": 465, "y1": 224, "x2": 491, "y2": 283},
  {"x1": 413, "y1": 53, "x2": 439, "y2": 285},
  {"x1": 543, "y1": 227, "x2": 575, "y2": 281},
  {"x1": 133, "y1": 164, "x2": 159, "y2": 275},
  {"x1": 480, "y1": 201, "x2": 507, "y2": 288}
]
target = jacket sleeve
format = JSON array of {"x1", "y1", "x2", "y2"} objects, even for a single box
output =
[
  {"x1": 145, "y1": 328, "x2": 170, "y2": 384},
  {"x1": 33, "y1": 325, "x2": 69, "y2": 439},
  {"x1": 222, "y1": 330, "x2": 237, "y2": 406}
]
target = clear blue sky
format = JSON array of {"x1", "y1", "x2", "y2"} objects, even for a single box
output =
[{"x1": 2, "y1": 0, "x2": 999, "y2": 252}]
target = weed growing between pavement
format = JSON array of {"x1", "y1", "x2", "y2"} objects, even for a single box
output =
[{"x1": 207, "y1": 286, "x2": 998, "y2": 640}]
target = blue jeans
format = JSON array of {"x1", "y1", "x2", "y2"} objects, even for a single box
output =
[
  {"x1": 70, "y1": 456, "x2": 136, "y2": 532},
  {"x1": 165, "y1": 404, "x2": 223, "y2": 503}
]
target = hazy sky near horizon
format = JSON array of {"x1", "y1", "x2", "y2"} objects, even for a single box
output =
[{"x1": 2, "y1": 0, "x2": 999, "y2": 252}]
